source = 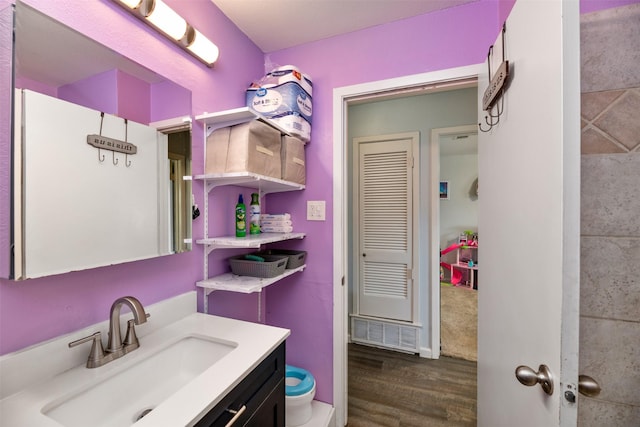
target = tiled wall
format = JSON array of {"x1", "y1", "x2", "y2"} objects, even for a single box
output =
[{"x1": 579, "y1": 4, "x2": 640, "y2": 425}]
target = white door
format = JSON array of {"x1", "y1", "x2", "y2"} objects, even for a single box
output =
[
  {"x1": 354, "y1": 133, "x2": 419, "y2": 322},
  {"x1": 477, "y1": 0, "x2": 580, "y2": 426}
]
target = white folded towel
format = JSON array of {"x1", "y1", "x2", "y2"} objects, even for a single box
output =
[
  {"x1": 261, "y1": 219, "x2": 292, "y2": 226},
  {"x1": 261, "y1": 225, "x2": 294, "y2": 233},
  {"x1": 261, "y1": 213, "x2": 291, "y2": 221}
]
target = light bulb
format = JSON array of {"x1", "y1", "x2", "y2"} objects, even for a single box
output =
[
  {"x1": 145, "y1": 0, "x2": 187, "y2": 40},
  {"x1": 187, "y1": 29, "x2": 220, "y2": 65}
]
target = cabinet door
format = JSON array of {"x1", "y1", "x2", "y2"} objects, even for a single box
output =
[
  {"x1": 194, "y1": 343, "x2": 285, "y2": 427},
  {"x1": 244, "y1": 379, "x2": 285, "y2": 427}
]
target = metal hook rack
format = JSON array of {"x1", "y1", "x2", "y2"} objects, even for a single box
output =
[
  {"x1": 479, "y1": 23, "x2": 510, "y2": 133},
  {"x1": 87, "y1": 112, "x2": 138, "y2": 165}
]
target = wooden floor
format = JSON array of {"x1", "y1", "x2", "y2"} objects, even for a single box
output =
[{"x1": 347, "y1": 343, "x2": 477, "y2": 427}]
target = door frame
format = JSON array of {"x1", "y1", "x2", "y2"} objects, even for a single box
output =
[
  {"x1": 332, "y1": 64, "x2": 483, "y2": 427},
  {"x1": 429, "y1": 124, "x2": 478, "y2": 359}
]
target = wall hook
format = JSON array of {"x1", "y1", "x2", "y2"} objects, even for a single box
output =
[
  {"x1": 124, "y1": 119, "x2": 132, "y2": 167},
  {"x1": 479, "y1": 23, "x2": 510, "y2": 133},
  {"x1": 112, "y1": 151, "x2": 119, "y2": 165},
  {"x1": 479, "y1": 93, "x2": 504, "y2": 132},
  {"x1": 97, "y1": 112, "x2": 106, "y2": 162}
]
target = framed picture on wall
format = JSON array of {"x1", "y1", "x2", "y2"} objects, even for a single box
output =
[{"x1": 440, "y1": 181, "x2": 450, "y2": 200}]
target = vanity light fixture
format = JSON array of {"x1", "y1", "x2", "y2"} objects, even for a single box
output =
[{"x1": 113, "y1": 0, "x2": 219, "y2": 67}]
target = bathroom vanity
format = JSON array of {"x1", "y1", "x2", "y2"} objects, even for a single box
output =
[
  {"x1": 194, "y1": 342, "x2": 285, "y2": 426},
  {"x1": 0, "y1": 292, "x2": 289, "y2": 427}
]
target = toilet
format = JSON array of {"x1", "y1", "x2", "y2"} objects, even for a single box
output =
[{"x1": 285, "y1": 365, "x2": 316, "y2": 426}]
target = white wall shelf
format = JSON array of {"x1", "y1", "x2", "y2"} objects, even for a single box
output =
[
  {"x1": 197, "y1": 265, "x2": 306, "y2": 295},
  {"x1": 196, "y1": 107, "x2": 291, "y2": 138},
  {"x1": 197, "y1": 232, "x2": 306, "y2": 254},
  {"x1": 194, "y1": 171, "x2": 305, "y2": 195},
  {"x1": 197, "y1": 264, "x2": 305, "y2": 325},
  {"x1": 195, "y1": 107, "x2": 306, "y2": 316}
]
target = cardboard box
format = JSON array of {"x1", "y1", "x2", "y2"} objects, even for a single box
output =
[
  {"x1": 225, "y1": 120, "x2": 281, "y2": 179},
  {"x1": 281, "y1": 135, "x2": 306, "y2": 185}
]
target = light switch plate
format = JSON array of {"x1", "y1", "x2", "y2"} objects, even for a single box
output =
[{"x1": 307, "y1": 200, "x2": 326, "y2": 221}]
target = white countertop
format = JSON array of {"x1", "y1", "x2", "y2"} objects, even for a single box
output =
[{"x1": 0, "y1": 292, "x2": 289, "y2": 427}]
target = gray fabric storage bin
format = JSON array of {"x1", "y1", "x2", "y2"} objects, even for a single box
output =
[
  {"x1": 225, "y1": 120, "x2": 281, "y2": 179},
  {"x1": 281, "y1": 135, "x2": 306, "y2": 185},
  {"x1": 255, "y1": 249, "x2": 307, "y2": 269},
  {"x1": 205, "y1": 126, "x2": 231, "y2": 174},
  {"x1": 228, "y1": 254, "x2": 288, "y2": 278}
]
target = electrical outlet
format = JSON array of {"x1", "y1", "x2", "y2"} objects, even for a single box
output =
[{"x1": 307, "y1": 200, "x2": 326, "y2": 221}]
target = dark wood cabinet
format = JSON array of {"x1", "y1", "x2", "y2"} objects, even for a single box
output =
[{"x1": 194, "y1": 342, "x2": 285, "y2": 427}]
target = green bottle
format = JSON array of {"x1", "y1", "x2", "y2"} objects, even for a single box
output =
[
  {"x1": 235, "y1": 194, "x2": 246, "y2": 237},
  {"x1": 249, "y1": 193, "x2": 261, "y2": 235}
]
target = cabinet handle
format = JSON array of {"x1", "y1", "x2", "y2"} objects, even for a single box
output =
[{"x1": 225, "y1": 405, "x2": 247, "y2": 427}]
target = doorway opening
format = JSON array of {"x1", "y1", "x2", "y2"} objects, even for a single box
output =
[
  {"x1": 433, "y1": 125, "x2": 478, "y2": 363},
  {"x1": 332, "y1": 64, "x2": 483, "y2": 427}
]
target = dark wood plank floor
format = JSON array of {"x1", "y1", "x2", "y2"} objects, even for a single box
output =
[{"x1": 347, "y1": 343, "x2": 477, "y2": 427}]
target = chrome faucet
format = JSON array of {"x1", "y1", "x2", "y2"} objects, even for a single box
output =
[{"x1": 69, "y1": 296, "x2": 150, "y2": 368}]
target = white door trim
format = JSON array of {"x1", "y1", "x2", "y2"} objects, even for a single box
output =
[
  {"x1": 429, "y1": 124, "x2": 478, "y2": 360},
  {"x1": 332, "y1": 64, "x2": 483, "y2": 427}
]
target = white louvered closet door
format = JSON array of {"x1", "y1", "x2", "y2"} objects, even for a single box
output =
[{"x1": 355, "y1": 132, "x2": 418, "y2": 322}]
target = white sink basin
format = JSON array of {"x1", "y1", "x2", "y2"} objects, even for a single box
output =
[
  {"x1": 42, "y1": 335, "x2": 236, "y2": 427},
  {"x1": 0, "y1": 293, "x2": 290, "y2": 427}
]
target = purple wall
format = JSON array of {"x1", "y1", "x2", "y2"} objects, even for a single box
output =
[
  {"x1": 116, "y1": 70, "x2": 151, "y2": 124},
  {"x1": 58, "y1": 69, "x2": 119, "y2": 115},
  {"x1": 151, "y1": 79, "x2": 192, "y2": 122}
]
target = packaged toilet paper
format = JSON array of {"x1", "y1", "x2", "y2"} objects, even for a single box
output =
[{"x1": 246, "y1": 66, "x2": 312, "y2": 142}]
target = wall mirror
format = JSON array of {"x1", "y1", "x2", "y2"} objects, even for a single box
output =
[{"x1": 2, "y1": 1, "x2": 193, "y2": 280}]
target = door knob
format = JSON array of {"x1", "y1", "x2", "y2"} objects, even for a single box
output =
[
  {"x1": 578, "y1": 375, "x2": 601, "y2": 397},
  {"x1": 515, "y1": 364, "x2": 554, "y2": 395}
]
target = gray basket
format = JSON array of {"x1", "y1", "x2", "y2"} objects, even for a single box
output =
[
  {"x1": 228, "y1": 254, "x2": 289, "y2": 278},
  {"x1": 255, "y1": 249, "x2": 307, "y2": 269}
]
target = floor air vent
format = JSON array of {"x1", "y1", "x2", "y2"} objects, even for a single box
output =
[{"x1": 351, "y1": 316, "x2": 419, "y2": 353}]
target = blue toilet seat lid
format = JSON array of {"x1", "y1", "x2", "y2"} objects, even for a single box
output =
[{"x1": 285, "y1": 365, "x2": 315, "y2": 396}]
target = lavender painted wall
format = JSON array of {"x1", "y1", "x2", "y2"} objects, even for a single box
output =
[
  {"x1": 0, "y1": 0, "x2": 263, "y2": 358},
  {"x1": 151, "y1": 79, "x2": 192, "y2": 122},
  {"x1": 58, "y1": 69, "x2": 119, "y2": 116},
  {"x1": 116, "y1": 70, "x2": 151, "y2": 124}
]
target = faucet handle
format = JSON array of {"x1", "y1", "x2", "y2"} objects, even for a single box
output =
[
  {"x1": 69, "y1": 332, "x2": 105, "y2": 368},
  {"x1": 123, "y1": 313, "x2": 150, "y2": 351},
  {"x1": 123, "y1": 319, "x2": 139, "y2": 347}
]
